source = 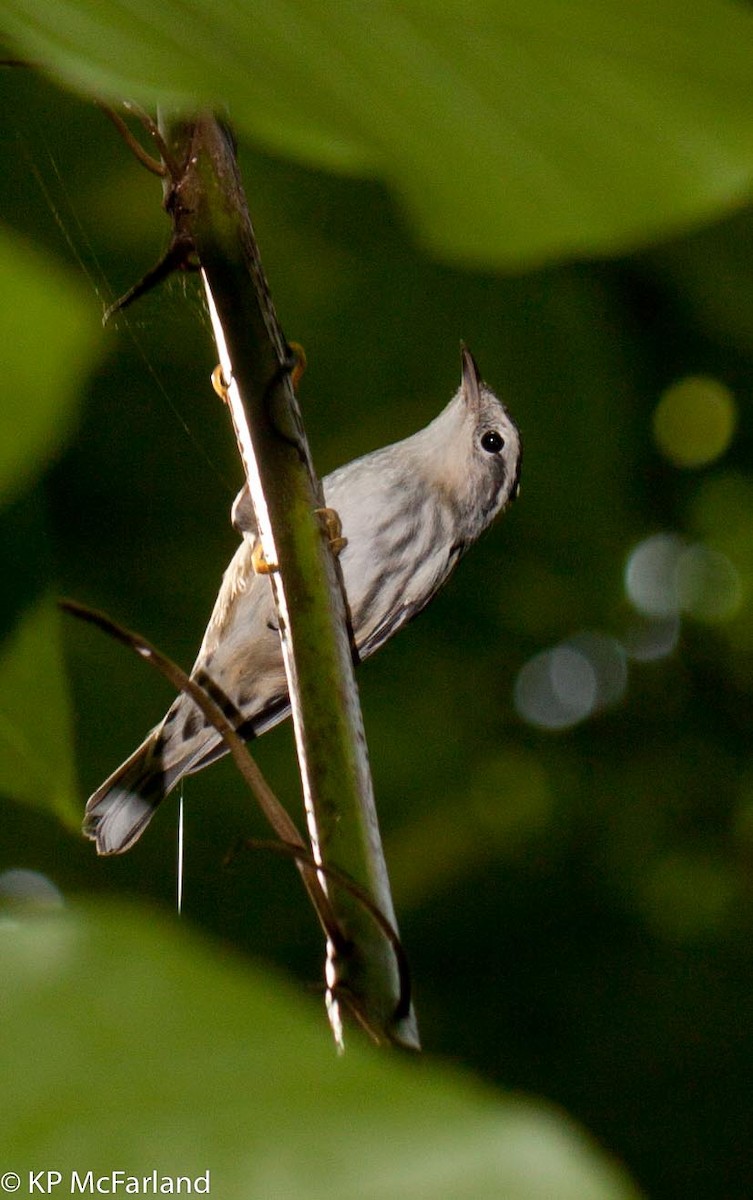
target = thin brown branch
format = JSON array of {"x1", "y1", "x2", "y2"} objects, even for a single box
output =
[
  {"x1": 96, "y1": 102, "x2": 168, "y2": 177},
  {"x1": 59, "y1": 599, "x2": 345, "y2": 954}
]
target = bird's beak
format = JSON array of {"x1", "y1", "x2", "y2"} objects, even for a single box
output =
[{"x1": 460, "y1": 343, "x2": 483, "y2": 412}]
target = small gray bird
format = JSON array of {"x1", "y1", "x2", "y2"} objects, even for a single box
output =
[{"x1": 85, "y1": 348, "x2": 521, "y2": 854}]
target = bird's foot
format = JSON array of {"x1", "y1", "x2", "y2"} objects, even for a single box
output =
[
  {"x1": 315, "y1": 507, "x2": 348, "y2": 557},
  {"x1": 251, "y1": 540, "x2": 279, "y2": 575},
  {"x1": 211, "y1": 364, "x2": 230, "y2": 402},
  {"x1": 211, "y1": 341, "x2": 305, "y2": 404}
]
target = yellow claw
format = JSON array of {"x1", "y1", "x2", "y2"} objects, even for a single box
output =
[
  {"x1": 251, "y1": 540, "x2": 279, "y2": 575},
  {"x1": 211, "y1": 364, "x2": 230, "y2": 402},
  {"x1": 316, "y1": 507, "x2": 348, "y2": 557},
  {"x1": 212, "y1": 344, "x2": 304, "y2": 403},
  {"x1": 251, "y1": 509, "x2": 344, "y2": 576}
]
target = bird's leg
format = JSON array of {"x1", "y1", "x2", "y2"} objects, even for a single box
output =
[
  {"x1": 251, "y1": 541, "x2": 279, "y2": 575},
  {"x1": 316, "y1": 507, "x2": 348, "y2": 557},
  {"x1": 251, "y1": 509, "x2": 345, "y2": 575}
]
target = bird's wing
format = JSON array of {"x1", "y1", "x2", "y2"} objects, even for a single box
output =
[
  {"x1": 355, "y1": 540, "x2": 466, "y2": 661},
  {"x1": 356, "y1": 598, "x2": 430, "y2": 660}
]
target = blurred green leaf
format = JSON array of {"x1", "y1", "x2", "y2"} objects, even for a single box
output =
[
  {"x1": 0, "y1": 596, "x2": 78, "y2": 825},
  {"x1": 0, "y1": 224, "x2": 102, "y2": 506},
  {"x1": 2, "y1": 55, "x2": 752, "y2": 1200},
  {"x1": 0, "y1": 902, "x2": 640, "y2": 1199},
  {"x1": 4, "y1": 1, "x2": 753, "y2": 265}
]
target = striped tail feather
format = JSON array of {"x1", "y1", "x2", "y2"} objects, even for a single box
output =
[
  {"x1": 83, "y1": 712, "x2": 222, "y2": 855},
  {"x1": 83, "y1": 729, "x2": 179, "y2": 855},
  {"x1": 84, "y1": 693, "x2": 290, "y2": 855}
]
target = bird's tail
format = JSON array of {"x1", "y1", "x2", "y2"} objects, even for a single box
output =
[
  {"x1": 83, "y1": 687, "x2": 287, "y2": 855},
  {"x1": 83, "y1": 727, "x2": 185, "y2": 856}
]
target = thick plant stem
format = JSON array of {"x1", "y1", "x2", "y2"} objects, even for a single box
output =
[{"x1": 159, "y1": 114, "x2": 418, "y2": 1049}]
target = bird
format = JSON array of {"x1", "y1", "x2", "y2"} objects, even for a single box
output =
[{"x1": 84, "y1": 347, "x2": 522, "y2": 854}]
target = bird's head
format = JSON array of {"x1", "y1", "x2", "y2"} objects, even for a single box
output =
[{"x1": 417, "y1": 346, "x2": 522, "y2": 535}]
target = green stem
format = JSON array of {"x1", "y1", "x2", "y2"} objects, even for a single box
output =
[{"x1": 160, "y1": 114, "x2": 418, "y2": 1049}]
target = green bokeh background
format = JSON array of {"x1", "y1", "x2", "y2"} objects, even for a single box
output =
[{"x1": 3, "y1": 14, "x2": 753, "y2": 1195}]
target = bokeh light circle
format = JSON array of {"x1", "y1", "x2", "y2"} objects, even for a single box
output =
[
  {"x1": 653, "y1": 376, "x2": 736, "y2": 468},
  {"x1": 625, "y1": 533, "x2": 684, "y2": 618},
  {"x1": 0, "y1": 868, "x2": 64, "y2": 912},
  {"x1": 625, "y1": 533, "x2": 741, "y2": 624},
  {"x1": 514, "y1": 633, "x2": 627, "y2": 731},
  {"x1": 676, "y1": 544, "x2": 742, "y2": 622}
]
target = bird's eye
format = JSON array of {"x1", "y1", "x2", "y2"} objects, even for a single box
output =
[{"x1": 480, "y1": 430, "x2": 504, "y2": 453}]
